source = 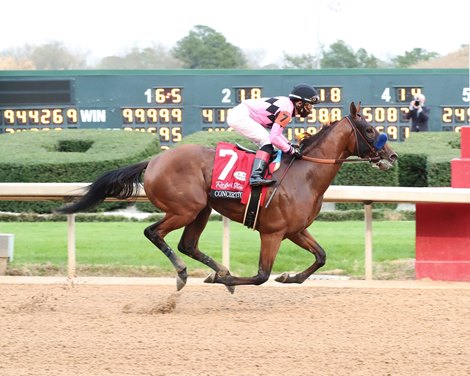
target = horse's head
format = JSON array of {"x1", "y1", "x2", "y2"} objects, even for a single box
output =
[{"x1": 347, "y1": 102, "x2": 398, "y2": 170}]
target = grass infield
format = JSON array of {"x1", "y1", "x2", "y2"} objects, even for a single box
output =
[{"x1": 1, "y1": 220, "x2": 415, "y2": 279}]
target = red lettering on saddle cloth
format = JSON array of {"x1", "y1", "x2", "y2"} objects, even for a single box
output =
[{"x1": 211, "y1": 142, "x2": 254, "y2": 196}]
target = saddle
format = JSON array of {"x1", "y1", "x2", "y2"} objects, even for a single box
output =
[{"x1": 235, "y1": 143, "x2": 256, "y2": 154}]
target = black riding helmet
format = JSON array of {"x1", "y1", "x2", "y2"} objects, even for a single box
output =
[
  {"x1": 289, "y1": 83, "x2": 320, "y2": 117},
  {"x1": 289, "y1": 84, "x2": 320, "y2": 104}
]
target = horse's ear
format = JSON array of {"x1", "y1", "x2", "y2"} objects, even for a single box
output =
[
  {"x1": 350, "y1": 102, "x2": 357, "y2": 116},
  {"x1": 349, "y1": 101, "x2": 362, "y2": 117}
]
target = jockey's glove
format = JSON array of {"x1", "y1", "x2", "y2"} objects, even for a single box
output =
[{"x1": 289, "y1": 145, "x2": 303, "y2": 159}]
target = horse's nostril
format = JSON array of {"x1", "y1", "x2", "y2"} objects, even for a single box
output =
[{"x1": 390, "y1": 153, "x2": 398, "y2": 162}]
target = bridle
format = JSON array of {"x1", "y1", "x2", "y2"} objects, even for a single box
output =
[{"x1": 300, "y1": 115, "x2": 382, "y2": 165}]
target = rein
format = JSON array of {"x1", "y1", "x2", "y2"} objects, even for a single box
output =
[
  {"x1": 265, "y1": 155, "x2": 297, "y2": 208},
  {"x1": 300, "y1": 116, "x2": 381, "y2": 165},
  {"x1": 301, "y1": 155, "x2": 381, "y2": 164}
]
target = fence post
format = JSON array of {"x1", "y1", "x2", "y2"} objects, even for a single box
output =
[
  {"x1": 0, "y1": 234, "x2": 14, "y2": 276},
  {"x1": 222, "y1": 216, "x2": 230, "y2": 269},
  {"x1": 364, "y1": 203, "x2": 373, "y2": 280},
  {"x1": 67, "y1": 214, "x2": 76, "y2": 279}
]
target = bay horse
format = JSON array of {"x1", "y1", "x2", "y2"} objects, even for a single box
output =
[{"x1": 56, "y1": 102, "x2": 397, "y2": 293}]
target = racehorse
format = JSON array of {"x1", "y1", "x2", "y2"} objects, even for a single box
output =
[{"x1": 56, "y1": 102, "x2": 397, "y2": 293}]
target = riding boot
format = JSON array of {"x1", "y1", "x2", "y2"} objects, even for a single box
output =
[{"x1": 249, "y1": 150, "x2": 276, "y2": 187}]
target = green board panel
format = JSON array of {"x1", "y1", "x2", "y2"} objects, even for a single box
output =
[{"x1": 0, "y1": 69, "x2": 468, "y2": 147}]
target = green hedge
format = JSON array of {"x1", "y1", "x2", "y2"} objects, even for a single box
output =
[
  {"x1": 0, "y1": 129, "x2": 463, "y2": 214},
  {"x1": 0, "y1": 129, "x2": 160, "y2": 181},
  {"x1": 392, "y1": 132, "x2": 460, "y2": 187},
  {"x1": 180, "y1": 129, "x2": 257, "y2": 148},
  {"x1": 0, "y1": 130, "x2": 159, "y2": 212},
  {"x1": 334, "y1": 162, "x2": 398, "y2": 210},
  {"x1": 397, "y1": 154, "x2": 427, "y2": 187}
]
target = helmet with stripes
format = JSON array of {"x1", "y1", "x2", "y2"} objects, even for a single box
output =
[{"x1": 289, "y1": 84, "x2": 320, "y2": 104}]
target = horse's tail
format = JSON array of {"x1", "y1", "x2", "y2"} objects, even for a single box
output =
[{"x1": 55, "y1": 160, "x2": 149, "y2": 214}]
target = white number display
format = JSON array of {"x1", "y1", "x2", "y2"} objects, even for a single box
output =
[
  {"x1": 381, "y1": 88, "x2": 391, "y2": 102},
  {"x1": 217, "y1": 149, "x2": 238, "y2": 180}
]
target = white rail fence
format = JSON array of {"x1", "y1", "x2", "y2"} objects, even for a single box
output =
[{"x1": 1, "y1": 183, "x2": 470, "y2": 280}]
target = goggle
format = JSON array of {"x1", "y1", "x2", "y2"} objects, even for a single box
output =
[
  {"x1": 306, "y1": 95, "x2": 320, "y2": 104},
  {"x1": 290, "y1": 94, "x2": 320, "y2": 104}
]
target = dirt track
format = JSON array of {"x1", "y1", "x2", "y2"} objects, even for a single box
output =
[{"x1": 0, "y1": 277, "x2": 469, "y2": 376}]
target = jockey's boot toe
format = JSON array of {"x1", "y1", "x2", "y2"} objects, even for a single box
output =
[{"x1": 250, "y1": 177, "x2": 276, "y2": 187}]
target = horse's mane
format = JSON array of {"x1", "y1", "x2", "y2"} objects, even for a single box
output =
[{"x1": 299, "y1": 120, "x2": 339, "y2": 150}]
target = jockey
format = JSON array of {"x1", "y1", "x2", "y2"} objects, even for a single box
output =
[{"x1": 227, "y1": 83, "x2": 320, "y2": 186}]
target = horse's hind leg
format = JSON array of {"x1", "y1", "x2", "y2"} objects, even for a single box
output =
[
  {"x1": 177, "y1": 205, "x2": 235, "y2": 294},
  {"x1": 205, "y1": 232, "x2": 283, "y2": 286},
  {"x1": 144, "y1": 215, "x2": 190, "y2": 291},
  {"x1": 275, "y1": 229, "x2": 326, "y2": 284}
]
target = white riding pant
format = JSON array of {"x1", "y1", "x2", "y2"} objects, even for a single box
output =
[{"x1": 227, "y1": 104, "x2": 271, "y2": 147}]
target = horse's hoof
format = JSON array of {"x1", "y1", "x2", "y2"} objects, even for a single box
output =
[
  {"x1": 225, "y1": 285, "x2": 236, "y2": 294},
  {"x1": 275, "y1": 272, "x2": 289, "y2": 283},
  {"x1": 204, "y1": 272, "x2": 216, "y2": 284},
  {"x1": 176, "y1": 269, "x2": 187, "y2": 291}
]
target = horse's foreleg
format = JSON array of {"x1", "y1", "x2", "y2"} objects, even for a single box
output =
[
  {"x1": 204, "y1": 232, "x2": 283, "y2": 286},
  {"x1": 275, "y1": 229, "x2": 326, "y2": 284},
  {"x1": 144, "y1": 216, "x2": 189, "y2": 291},
  {"x1": 177, "y1": 206, "x2": 235, "y2": 294}
]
